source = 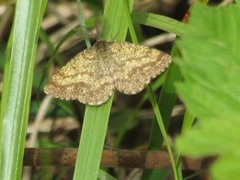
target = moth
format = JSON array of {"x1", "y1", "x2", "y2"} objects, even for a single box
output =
[{"x1": 44, "y1": 41, "x2": 171, "y2": 105}]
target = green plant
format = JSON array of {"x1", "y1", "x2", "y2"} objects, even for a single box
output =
[
  {"x1": 72, "y1": 0, "x2": 185, "y2": 179},
  {"x1": 175, "y1": 3, "x2": 240, "y2": 180},
  {"x1": 2, "y1": 0, "x2": 226, "y2": 180},
  {"x1": 0, "y1": 1, "x2": 46, "y2": 179}
]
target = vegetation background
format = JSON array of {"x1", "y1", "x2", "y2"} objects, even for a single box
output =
[{"x1": 0, "y1": 0, "x2": 239, "y2": 180}]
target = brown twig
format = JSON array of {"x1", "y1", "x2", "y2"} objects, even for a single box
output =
[{"x1": 23, "y1": 148, "x2": 213, "y2": 170}]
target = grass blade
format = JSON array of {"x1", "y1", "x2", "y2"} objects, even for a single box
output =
[
  {"x1": 73, "y1": 101, "x2": 113, "y2": 180},
  {"x1": 142, "y1": 46, "x2": 182, "y2": 180},
  {"x1": 123, "y1": 2, "x2": 179, "y2": 179},
  {"x1": 132, "y1": 12, "x2": 187, "y2": 37},
  {"x1": 73, "y1": 0, "x2": 134, "y2": 179},
  {"x1": 0, "y1": 0, "x2": 46, "y2": 179}
]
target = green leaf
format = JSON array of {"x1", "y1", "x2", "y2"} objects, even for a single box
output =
[
  {"x1": 177, "y1": 117, "x2": 240, "y2": 179},
  {"x1": 176, "y1": 4, "x2": 240, "y2": 118},
  {"x1": 211, "y1": 151, "x2": 240, "y2": 180},
  {"x1": 176, "y1": 118, "x2": 240, "y2": 156},
  {"x1": 175, "y1": 3, "x2": 240, "y2": 179},
  {"x1": 236, "y1": 0, "x2": 240, "y2": 6}
]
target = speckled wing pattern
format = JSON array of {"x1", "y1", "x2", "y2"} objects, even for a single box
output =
[
  {"x1": 44, "y1": 44, "x2": 115, "y2": 105},
  {"x1": 105, "y1": 41, "x2": 171, "y2": 94},
  {"x1": 44, "y1": 41, "x2": 171, "y2": 105}
]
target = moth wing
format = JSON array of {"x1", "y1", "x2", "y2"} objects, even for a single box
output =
[
  {"x1": 44, "y1": 47, "x2": 114, "y2": 105},
  {"x1": 107, "y1": 41, "x2": 171, "y2": 94}
]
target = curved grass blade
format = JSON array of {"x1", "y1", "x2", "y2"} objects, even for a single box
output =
[{"x1": 132, "y1": 12, "x2": 187, "y2": 37}]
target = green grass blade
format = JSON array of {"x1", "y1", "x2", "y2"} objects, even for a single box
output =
[
  {"x1": 142, "y1": 46, "x2": 182, "y2": 180},
  {"x1": 181, "y1": 110, "x2": 195, "y2": 133},
  {"x1": 73, "y1": 101, "x2": 113, "y2": 180},
  {"x1": 54, "y1": 17, "x2": 96, "y2": 54},
  {"x1": 0, "y1": 0, "x2": 47, "y2": 179},
  {"x1": 73, "y1": 0, "x2": 134, "y2": 180},
  {"x1": 147, "y1": 63, "x2": 181, "y2": 150},
  {"x1": 147, "y1": 86, "x2": 179, "y2": 180},
  {"x1": 100, "y1": 0, "x2": 134, "y2": 41},
  {"x1": 175, "y1": 110, "x2": 195, "y2": 180},
  {"x1": 114, "y1": 74, "x2": 167, "y2": 147},
  {"x1": 39, "y1": 29, "x2": 62, "y2": 63},
  {"x1": 98, "y1": 169, "x2": 117, "y2": 180},
  {"x1": 77, "y1": 0, "x2": 91, "y2": 47},
  {"x1": 132, "y1": 12, "x2": 187, "y2": 37},
  {"x1": 122, "y1": 2, "x2": 179, "y2": 179}
]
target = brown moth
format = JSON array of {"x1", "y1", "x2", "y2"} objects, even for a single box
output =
[{"x1": 44, "y1": 41, "x2": 171, "y2": 105}]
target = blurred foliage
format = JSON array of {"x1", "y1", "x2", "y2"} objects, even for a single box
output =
[
  {"x1": 175, "y1": 3, "x2": 240, "y2": 180},
  {"x1": 0, "y1": 0, "x2": 15, "y2": 5}
]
